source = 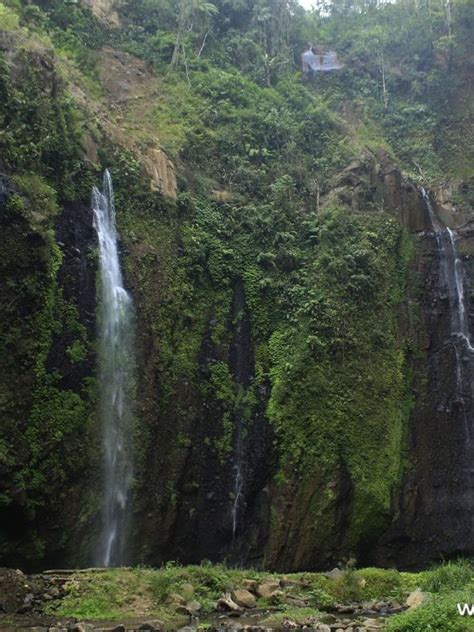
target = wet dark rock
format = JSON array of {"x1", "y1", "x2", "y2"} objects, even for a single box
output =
[
  {"x1": 72, "y1": 624, "x2": 96, "y2": 632},
  {"x1": 284, "y1": 596, "x2": 308, "y2": 608},
  {"x1": 241, "y1": 580, "x2": 259, "y2": 594},
  {"x1": 0, "y1": 568, "x2": 32, "y2": 614},
  {"x1": 217, "y1": 596, "x2": 244, "y2": 614}
]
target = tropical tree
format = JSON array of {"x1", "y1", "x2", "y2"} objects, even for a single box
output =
[{"x1": 171, "y1": 0, "x2": 219, "y2": 67}]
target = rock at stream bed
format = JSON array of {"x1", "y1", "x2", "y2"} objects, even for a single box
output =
[
  {"x1": 168, "y1": 592, "x2": 186, "y2": 606},
  {"x1": 217, "y1": 595, "x2": 244, "y2": 614},
  {"x1": 406, "y1": 589, "x2": 425, "y2": 609},
  {"x1": 185, "y1": 600, "x2": 202, "y2": 615},
  {"x1": 72, "y1": 623, "x2": 96, "y2": 632},
  {"x1": 241, "y1": 580, "x2": 259, "y2": 594},
  {"x1": 231, "y1": 590, "x2": 257, "y2": 609},
  {"x1": 0, "y1": 568, "x2": 29, "y2": 613},
  {"x1": 256, "y1": 582, "x2": 281, "y2": 599}
]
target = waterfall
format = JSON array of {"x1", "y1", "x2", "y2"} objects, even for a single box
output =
[
  {"x1": 421, "y1": 187, "x2": 473, "y2": 439},
  {"x1": 229, "y1": 282, "x2": 252, "y2": 541},
  {"x1": 231, "y1": 441, "x2": 244, "y2": 539},
  {"x1": 93, "y1": 170, "x2": 135, "y2": 567}
]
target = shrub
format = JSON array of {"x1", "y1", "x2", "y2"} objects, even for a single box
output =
[
  {"x1": 355, "y1": 567, "x2": 404, "y2": 600},
  {"x1": 422, "y1": 560, "x2": 474, "y2": 594},
  {"x1": 0, "y1": 2, "x2": 19, "y2": 30},
  {"x1": 385, "y1": 591, "x2": 473, "y2": 632}
]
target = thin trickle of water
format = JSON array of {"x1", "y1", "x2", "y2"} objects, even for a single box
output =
[
  {"x1": 421, "y1": 187, "x2": 473, "y2": 441},
  {"x1": 446, "y1": 228, "x2": 474, "y2": 352},
  {"x1": 231, "y1": 460, "x2": 243, "y2": 539},
  {"x1": 229, "y1": 283, "x2": 249, "y2": 541},
  {"x1": 93, "y1": 170, "x2": 135, "y2": 567}
]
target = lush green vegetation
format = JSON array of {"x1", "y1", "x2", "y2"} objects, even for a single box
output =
[
  {"x1": 48, "y1": 563, "x2": 417, "y2": 621},
  {"x1": 384, "y1": 561, "x2": 474, "y2": 632},
  {"x1": 0, "y1": 0, "x2": 472, "y2": 573},
  {"x1": 43, "y1": 561, "x2": 474, "y2": 632},
  {"x1": 46, "y1": 561, "x2": 474, "y2": 632},
  {"x1": 386, "y1": 591, "x2": 474, "y2": 632}
]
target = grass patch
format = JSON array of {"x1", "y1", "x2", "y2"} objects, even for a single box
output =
[
  {"x1": 49, "y1": 569, "x2": 163, "y2": 622},
  {"x1": 386, "y1": 591, "x2": 474, "y2": 632},
  {"x1": 46, "y1": 563, "x2": 474, "y2": 625},
  {"x1": 326, "y1": 567, "x2": 409, "y2": 603},
  {"x1": 260, "y1": 607, "x2": 322, "y2": 627},
  {"x1": 421, "y1": 560, "x2": 474, "y2": 594}
]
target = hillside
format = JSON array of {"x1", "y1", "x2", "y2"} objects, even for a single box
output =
[{"x1": 0, "y1": 0, "x2": 473, "y2": 588}]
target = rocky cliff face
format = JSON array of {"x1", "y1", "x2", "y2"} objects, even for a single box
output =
[
  {"x1": 1, "y1": 8, "x2": 473, "y2": 572},
  {"x1": 376, "y1": 211, "x2": 474, "y2": 568},
  {"x1": 317, "y1": 152, "x2": 474, "y2": 568},
  {"x1": 0, "y1": 174, "x2": 98, "y2": 569},
  {"x1": 80, "y1": 0, "x2": 121, "y2": 27}
]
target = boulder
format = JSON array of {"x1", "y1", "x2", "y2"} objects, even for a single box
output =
[
  {"x1": 316, "y1": 625, "x2": 331, "y2": 632},
  {"x1": 324, "y1": 568, "x2": 345, "y2": 581},
  {"x1": 231, "y1": 589, "x2": 256, "y2": 609},
  {"x1": 360, "y1": 619, "x2": 384, "y2": 629},
  {"x1": 335, "y1": 604, "x2": 355, "y2": 614},
  {"x1": 242, "y1": 579, "x2": 259, "y2": 594},
  {"x1": 280, "y1": 577, "x2": 310, "y2": 589},
  {"x1": 217, "y1": 595, "x2": 244, "y2": 614},
  {"x1": 138, "y1": 623, "x2": 161, "y2": 631},
  {"x1": 406, "y1": 589, "x2": 425, "y2": 609},
  {"x1": 284, "y1": 595, "x2": 308, "y2": 608},
  {"x1": 256, "y1": 581, "x2": 281, "y2": 599},
  {"x1": 175, "y1": 605, "x2": 191, "y2": 616},
  {"x1": 168, "y1": 592, "x2": 186, "y2": 605},
  {"x1": 0, "y1": 568, "x2": 31, "y2": 614},
  {"x1": 185, "y1": 599, "x2": 202, "y2": 615}
]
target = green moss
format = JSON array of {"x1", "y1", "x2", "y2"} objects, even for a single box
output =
[{"x1": 265, "y1": 209, "x2": 414, "y2": 554}]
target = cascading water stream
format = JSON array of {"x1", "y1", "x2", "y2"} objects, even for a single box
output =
[
  {"x1": 231, "y1": 431, "x2": 244, "y2": 540},
  {"x1": 229, "y1": 283, "x2": 251, "y2": 542},
  {"x1": 93, "y1": 170, "x2": 135, "y2": 567},
  {"x1": 421, "y1": 187, "x2": 473, "y2": 440}
]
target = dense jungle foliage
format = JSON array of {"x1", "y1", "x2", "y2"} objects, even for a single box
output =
[{"x1": 0, "y1": 0, "x2": 473, "y2": 591}]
